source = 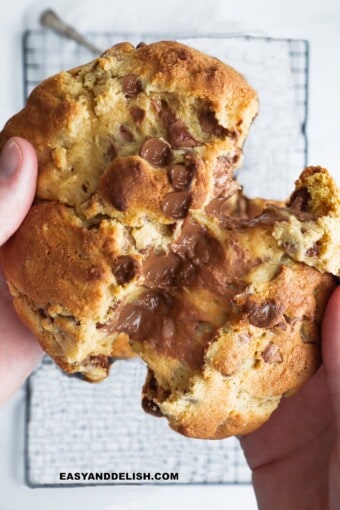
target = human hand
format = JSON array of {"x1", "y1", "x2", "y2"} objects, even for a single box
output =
[
  {"x1": 240, "y1": 286, "x2": 340, "y2": 510},
  {"x1": 0, "y1": 137, "x2": 43, "y2": 405}
]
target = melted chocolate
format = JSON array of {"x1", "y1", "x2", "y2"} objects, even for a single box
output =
[
  {"x1": 198, "y1": 110, "x2": 227, "y2": 137},
  {"x1": 143, "y1": 252, "x2": 181, "y2": 288},
  {"x1": 113, "y1": 256, "x2": 137, "y2": 285},
  {"x1": 288, "y1": 187, "x2": 310, "y2": 211},
  {"x1": 161, "y1": 191, "x2": 191, "y2": 219},
  {"x1": 267, "y1": 203, "x2": 317, "y2": 223},
  {"x1": 213, "y1": 156, "x2": 235, "y2": 196},
  {"x1": 205, "y1": 196, "x2": 230, "y2": 216},
  {"x1": 158, "y1": 102, "x2": 199, "y2": 148},
  {"x1": 284, "y1": 187, "x2": 319, "y2": 221},
  {"x1": 116, "y1": 289, "x2": 217, "y2": 369},
  {"x1": 108, "y1": 216, "x2": 262, "y2": 369},
  {"x1": 171, "y1": 219, "x2": 244, "y2": 297},
  {"x1": 139, "y1": 137, "x2": 172, "y2": 167},
  {"x1": 173, "y1": 220, "x2": 219, "y2": 266},
  {"x1": 116, "y1": 290, "x2": 172, "y2": 341},
  {"x1": 143, "y1": 250, "x2": 197, "y2": 290}
]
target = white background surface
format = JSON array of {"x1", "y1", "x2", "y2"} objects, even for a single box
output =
[{"x1": 1, "y1": 1, "x2": 340, "y2": 509}]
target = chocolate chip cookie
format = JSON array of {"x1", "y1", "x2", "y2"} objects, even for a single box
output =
[
  {"x1": 0, "y1": 41, "x2": 258, "y2": 381},
  {"x1": 0, "y1": 41, "x2": 339, "y2": 438}
]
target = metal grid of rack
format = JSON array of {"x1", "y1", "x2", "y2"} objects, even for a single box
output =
[{"x1": 23, "y1": 31, "x2": 308, "y2": 487}]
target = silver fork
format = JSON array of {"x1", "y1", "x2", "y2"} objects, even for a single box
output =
[{"x1": 39, "y1": 9, "x2": 103, "y2": 55}]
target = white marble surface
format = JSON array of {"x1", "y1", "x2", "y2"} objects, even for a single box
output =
[{"x1": 1, "y1": 1, "x2": 340, "y2": 509}]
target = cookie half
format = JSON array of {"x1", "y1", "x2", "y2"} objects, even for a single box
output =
[{"x1": 0, "y1": 40, "x2": 258, "y2": 381}]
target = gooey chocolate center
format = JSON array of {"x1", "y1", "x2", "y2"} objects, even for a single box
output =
[{"x1": 109, "y1": 219, "x2": 256, "y2": 370}]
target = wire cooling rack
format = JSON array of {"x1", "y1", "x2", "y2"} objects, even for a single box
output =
[{"x1": 23, "y1": 31, "x2": 309, "y2": 487}]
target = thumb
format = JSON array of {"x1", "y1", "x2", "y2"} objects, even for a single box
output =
[
  {"x1": 322, "y1": 286, "x2": 340, "y2": 431},
  {"x1": 0, "y1": 137, "x2": 38, "y2": 246}
]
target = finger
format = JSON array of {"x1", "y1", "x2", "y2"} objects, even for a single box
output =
[
  {"x1": 322, "y1": 286, "x2": 340, "y2": 431},
  {"x1": 0, "y1": 137, "x2": 37, "y2": 246},
  {"x1": 0, "y1": 297, "x2": 43, "y2": 405}
]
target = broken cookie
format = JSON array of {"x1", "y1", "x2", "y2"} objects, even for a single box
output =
[{"x1": 0, "y1": 41, "x2": 338, "y2": 439}]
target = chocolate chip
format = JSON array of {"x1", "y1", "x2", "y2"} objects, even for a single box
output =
[
  {"x1": 157, "y1": 100, "x2": 172, "y2": 120},
  {"x1": 148, "y1": 372, "x2": 158, "y2": 391},
  {"x1": 136, "y1": 42, "x2": 147, "y2": 49},
  {"x1": 157, "y1": 102, "x2": 198, "y2": 148},
  {"x1": 199, "y1": 111, "x2": 226, "y2": 137},
  {"x1": 261, "y1": 343, "x2": 283, "y2": 363},
  {"x1": 247, "y1": 301, "x2": 281, "y2": 328},
  {"x1": 84, "y1": 355, "x2": 109, "y2": 369},
  {"x1": 130, "y1": 105, "x2": 145, "y2": 124},
  {"x1": 113, "y1": 256, "x2": 137, "y2": 285},
  {"x1": 139, "y1": 137, "x2": 172, "y2": 167},
  {"x1": 169, "y1": 164, "x2": 194, "y2": 190},
  {"x1": 161, "y1": 191, "x2": 191, "y2": 219},
  {"x1": 122, "y1": 73, "x2": 142, "y2": 97},
  {"x1": 167, "y1": 120, "x2": 198, "y2": 149},
  {"x1": 142, "y1": 396, "x2": 163, "y2": 417},
  {"x1": 306, "y1": 244, "x2": 320, "y2": 257},
  {"x1": 38, "y1": 308, "x2": 47, "y2": 319},
  {"x1": 119, "y1": 125, "x2": 134, "y2": 142},
  {"x1": 281, "y1": 241, "x2": 295, "y2": 252},
  {"x1": 288, "y1": 187, "x2": 310, "y2": 211}
]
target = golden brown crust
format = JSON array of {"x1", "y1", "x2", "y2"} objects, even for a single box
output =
[
  {"x1": 0, "y1": 41, "x2": 257, "y2": 214},
  {"x1": 2, "y1": 202, "x2": 116, "y2": 318},
  {"x1": 0, "y1": 41, "x2": 339, "y2": 439},
  {"x1": 116, "y1": 41, "x2": 257, "y2": 117}
]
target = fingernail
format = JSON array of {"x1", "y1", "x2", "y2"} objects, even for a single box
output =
[{"x1": 0, "y1": 138, "x2": 21, "y2": 180}]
